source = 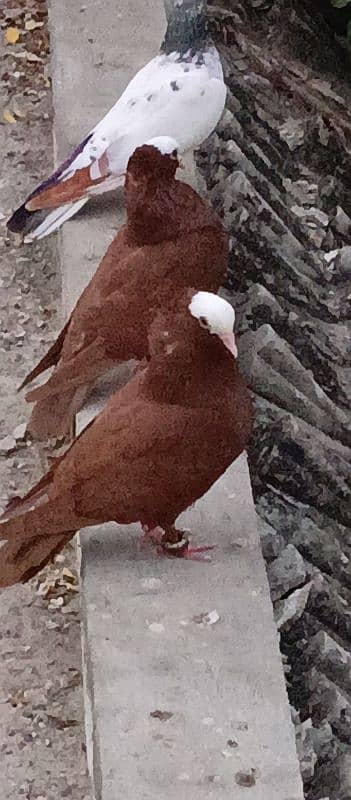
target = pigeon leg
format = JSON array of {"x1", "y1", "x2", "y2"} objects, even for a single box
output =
[
  {"x1": 160, "y1": 526, "x2": 215, "y2": 561},
  {"x1": 138, "y1": 523, "x2": 165, "y2": 547}
]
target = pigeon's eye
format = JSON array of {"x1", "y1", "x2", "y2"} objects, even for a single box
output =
[
  {"x1": 171, "y1": 149, "x2": 178, "y2": 159},
  {"x1": 198, "y1": 316, "x2": 209, "y2": 329}
]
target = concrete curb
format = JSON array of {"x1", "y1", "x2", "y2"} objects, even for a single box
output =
[{"x1": 48, "y1": 1, "x2": 304, "y2": 797}]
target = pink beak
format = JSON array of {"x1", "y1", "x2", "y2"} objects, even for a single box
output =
[{"x1": 219, "y1": 332, "x2": 238, "y2": 358}]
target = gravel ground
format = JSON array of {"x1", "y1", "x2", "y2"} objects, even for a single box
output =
[{"x1": 0, "y1": 2, "x2": 90, "y2": 798}]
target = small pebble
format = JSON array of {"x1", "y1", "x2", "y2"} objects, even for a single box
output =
[
  {"x1": 0, "y1": 435, "x2": 16, "y2": 454},
  {"x1": 12, "y1": 422, "x2": 26, "y2": 441},
  {"x1": 178, "y1": 773, "x2": 190, "y2": 782},
  {"x1": 235, "y1": 769, "x2": 256, "y2": 787},
  {"x1": 148, "y1": 622, "x2": 164, "y2": 633},
  {"x1": 141, "y1": 577, "x2": 161, "y2": 590}
]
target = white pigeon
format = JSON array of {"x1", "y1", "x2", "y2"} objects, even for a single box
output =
[{"x1": 7, "y1": 1, "x2": 226, "y2": 240}]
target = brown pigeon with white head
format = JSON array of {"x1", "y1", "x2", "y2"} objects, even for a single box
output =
[
  {"x1": 0, "y1": 291, "x2": 253, "y2": 588},
  {"x1": 20, "y1": 136, "x2": 229, "y2": 440}
]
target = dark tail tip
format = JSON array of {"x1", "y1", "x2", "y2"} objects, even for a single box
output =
[{"x1": 7, "y1": 204, "x2": 47, "y2": 235}]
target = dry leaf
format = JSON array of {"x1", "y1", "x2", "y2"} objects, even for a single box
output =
[
  {"x1": 235, "y1": 770, "x2": 257, "y2": 788},
  {"x1": 12, "y1": 103, "x2": 26, "y2": 119},
  {"x1": 25, "y1": 19, "x2": 44, "y2": 31},
  {"x1": 3, "y1": 110, "x2": 16, "y2": 124},
  {"x1": 150, "y1": 709, "x2": 174, "y2": 722},
  {"x1": 193, "y1": 609, "x2": 220, "y2": 625},
  {"x1": 13, "y1": 51, "x2": 43, "y2": 63},
  {"x1": 62, "y1": 567, "x2": 76, "y2": 583},
  {"x1": 26, "y1": 53, "x2": 43, "y2": 63},
  {"x1": 6, "y1": 27, "x2": 20, "y2": 44},
  {"x1": 25, "y1": 51, "x2": 43, "y2": 63}
]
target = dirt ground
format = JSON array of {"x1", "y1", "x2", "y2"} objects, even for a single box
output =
[{"x1": 0, "y1": 2, "x2": 90, "y2": 798}]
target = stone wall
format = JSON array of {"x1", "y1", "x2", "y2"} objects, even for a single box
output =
[{"x1": 199, "y1": 1, "x2": 351, "y2": 796}]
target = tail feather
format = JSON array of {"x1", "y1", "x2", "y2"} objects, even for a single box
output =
[
  {"x1": 7, "y1": 131, "x2": 94, "y2": 236},
  {"x1": 26, "y1": 386, "x2": 86, "y2": 441},
  {"x1": 7, "y1": 198, "x2": 88, "y2": 240},
  {"x1": 0, "y1": 475, "x2": 77, "y2": 587},
  {"x1": 26, "y1": 167, "x2": 105, "y2": 211},
  {"x1": 19, "y1": 321, "x2": 70, "y2": 392},
  {"x1": 7, "y1": 203, "x2": 52, "y2": 236},
  {"x1": 1, "y1": 461, "x2": 60, "y2": 522},
  {"x1": 0, "y1": 527, "x2": 74, "y2": 587}
]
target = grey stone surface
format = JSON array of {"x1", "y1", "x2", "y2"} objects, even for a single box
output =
[
  {"x1": 79, "y1": 459, "x2": 303, "y2": 800},
  {"x1": 238, "y1": 324, "x2": 350, "y2": 447},
  {"x1": 251, "y1": 398, "x2": 351, "y2": 528},
  {"x1": 292, "y1": 519, "x2": 351, "y2": 589},
  {"x1": 267, "y1": 545, "x2": 307, "y2": 602},
  {"x1": 258, "y1": 517, "x2": 284, "y2": 562},
  {"x1": 274, "y1": 582, "x2": 312, "y2": 632},
  {"x1": 295, "y1": 718, "x2": 317, "y2": 783},
  {"x1": 311, "y1": 721, "x2": 335, "y2": 762},
  {"x1": 315, "y1": 748, "x2": 351, "y2": 800},
  {"x1": 308, "y1": 670, "x2": 351, "y2": 745},
  {"x1": 50, "y1": 0, "x2": 304, "y2": 798},
  {"x1": 307, "y1": 631, "x2": 351, "y2": 695}
]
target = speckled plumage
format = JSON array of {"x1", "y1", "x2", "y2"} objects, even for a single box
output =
[
  {"x1": 22, "y1": 144, "x2": 229, "y2": 440},
  {"x1": 7, "y1": 3, "x2": 225, "y2": 240},
  {"x1": 0, "y1": 293, "x2": 253, "y2": 587}
]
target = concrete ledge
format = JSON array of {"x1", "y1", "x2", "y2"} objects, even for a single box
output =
[
  {"x1": 79, "y1": 458, "x2": 304, "y2": 800},
  {"x1": 49, "y1": 1, "x2": 304, "y2": 798}
]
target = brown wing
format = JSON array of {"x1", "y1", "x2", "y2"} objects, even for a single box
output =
[
  {"x1": 0, "y1": 394, "x2": 221, "y2": 588},
  {"x1": 26, "y1": 226, "x2": 225, "y2": 406},
  {"x1": 18, "y1": 320, "x2": 70, "y2": 391},
  {"x1": 20, "y1": 226, "x2": 130, "y2": 393},
  {"x1": 26, "y1": 167, "x2": 106, "y2": 210},
  {"x1": 0, "y1": 372, "x2": 143, "y2": 527}
]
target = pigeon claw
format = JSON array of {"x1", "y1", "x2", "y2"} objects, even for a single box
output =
[
  {"x1": 140, "y1": 524, "x2": 215, "y2": 561},
  {"x1": 160, "y1": 532, "x2": 215, "y2": 561},
  {"x1": 183, "y1": 544, "x2": 216, "y2": 561},
  {"x1": 160, "y1": 533, "x2": 190, "y2": 558}
]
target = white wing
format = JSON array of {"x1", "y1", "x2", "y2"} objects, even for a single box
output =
[
  {"x1": 10, "y1": 47, "x2": 225, "y2": 239},
  {"x1": 99, "y1": 47, "x2": 226, "y2": 175}
]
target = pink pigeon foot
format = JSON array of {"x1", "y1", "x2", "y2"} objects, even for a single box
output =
[
  {"x1": 182, "y1": 544, "x2": 216, "y2": 562},
  {"x1": 157, "y1": 526, "x2": 216, "y2": 561}
]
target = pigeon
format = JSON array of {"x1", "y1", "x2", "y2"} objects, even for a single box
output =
[
  {"x1": 0, "y1": 291, "x2": 253, "y2": 588},
  {"x1": 7, "y1": 1, "x2": 226, "y2": 240},
  {"x1": 20, "y1": 136, "x2": 229, "y2": 440}
]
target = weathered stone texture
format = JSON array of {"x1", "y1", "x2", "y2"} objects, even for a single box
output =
[{"x1": 202, "y1": 1, "x2": 351, "y2": 795}]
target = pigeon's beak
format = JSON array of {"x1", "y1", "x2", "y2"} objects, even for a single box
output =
[
  {"x1": 178, "y1": 157, "x2": 185, "y2": 170},
  {"x1": 219, "y1": 332, "x2": 238, "y2": 358}
]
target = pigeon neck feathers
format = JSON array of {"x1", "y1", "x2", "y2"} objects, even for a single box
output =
[
  {"x1": 143, "y1": 295, "x2": 239, "y2": 407},
  {"x1": 125, "y1": 176, "x2": 215, "y2": 245},
  {"x1": 161, "y1": 1, "x2": 209, "y2": 58}
]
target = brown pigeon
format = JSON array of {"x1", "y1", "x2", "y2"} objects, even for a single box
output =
[
  {"x1": 21, "y1": 136, "x2": 229, "y2": 440},
  {"x1": 0, "y1": 291, "x2": 253, "y2": 588}
]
